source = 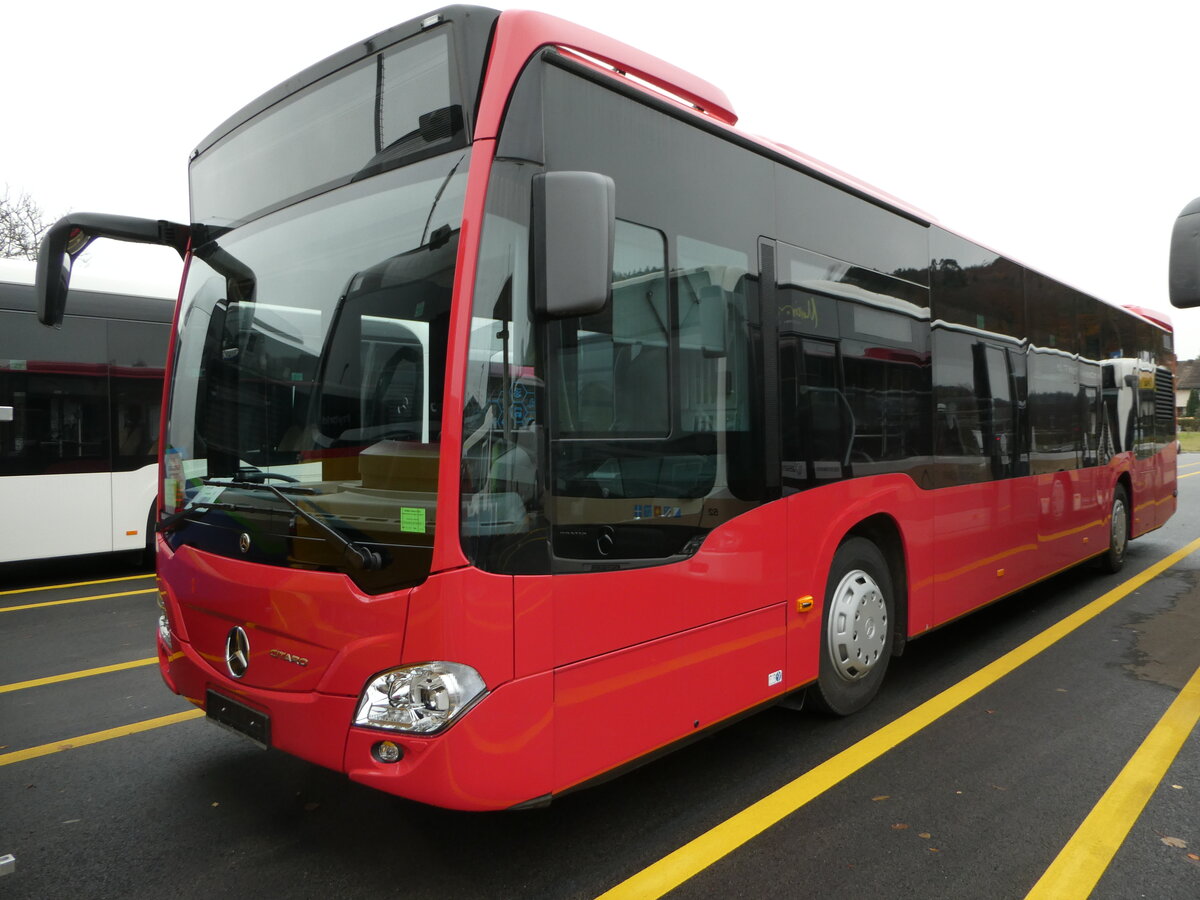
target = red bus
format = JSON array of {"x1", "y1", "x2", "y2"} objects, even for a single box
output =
[{"x1": 37, "y1": 6, "x2": 1176, "y2": 810}]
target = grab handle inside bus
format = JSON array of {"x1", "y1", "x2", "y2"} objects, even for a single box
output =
[
  {"x1": 35, "y1": 213, "x2": 191, "y2": 326},
  {"x1": 1169, "y1": 195, "x2": 1200, "y2": 308},
  {"x1": 532, "y1": 171, "x2": 616, "y2": 319}
]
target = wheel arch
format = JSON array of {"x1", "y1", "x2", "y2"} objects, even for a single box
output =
[
  {"x1": 1114, "y1": 472, "x2": 1133, "y2": 540},
  {"x1": 843, "y1": 513, "x2": 909, "y2": 657}
]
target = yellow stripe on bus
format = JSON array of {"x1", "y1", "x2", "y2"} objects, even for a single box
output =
[
  {"x1": 595, "y1": 536, "x2": 1200, "y2": 900},
  {"x1": 0, "y1": 588, "x2": 156, "y2": 613},
  {"x1": 1025, "y1": 660, "x2": 1200, "y2": 899},
  {"x1": 0, "y1": 573, "x2": 154, "y2": 597},
  {"x1": 0, "y1": 657, "x2": 158, "y2": 694},
  {"x1": 0, "y1": 709, "x2": 205, "y2": 767}
]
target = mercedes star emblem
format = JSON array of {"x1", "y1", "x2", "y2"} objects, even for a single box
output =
[
  {"x1": 225, "y1": 626, "x2": 250, "y2": 678},
  {"x1": 239, "y1": 532, "x2": 252, "y2": 553}
]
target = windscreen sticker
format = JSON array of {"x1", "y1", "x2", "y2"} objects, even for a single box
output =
[
  {"x1": 400, "y1": 507, "x2": 426, "y2": 533},
  {"x1": 190, "y1": 484, "x2": 226, "y2": 507},
  {"x1": 633, "y1": 505, "x2": 682, "y2": 519},
  {"x1": 164, "y1": 447, "x2": 186, "y2": 511}
]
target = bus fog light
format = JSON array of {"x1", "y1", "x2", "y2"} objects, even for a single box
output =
[
  {"x1": 373, "y1": 741, "x2": 403, "y2": 763},
  {"x1": 354, "y1": 662, "x2": 486, "y2": 735}
]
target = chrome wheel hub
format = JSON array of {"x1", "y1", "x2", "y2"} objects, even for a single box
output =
[
  {"x1": 1111, "y1": 499, "x2": 1128, "y2": 558},
  {"x1": 827, "y1": 568, "x2": 888, "y2": 682}
]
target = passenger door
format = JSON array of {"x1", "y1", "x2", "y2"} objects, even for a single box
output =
[
  {"x1": 545, "y1": 222, "x2": 787, "y2": 791},
  {"x1": 780, "y1": 336, "x2": 852, "y2": 491}
]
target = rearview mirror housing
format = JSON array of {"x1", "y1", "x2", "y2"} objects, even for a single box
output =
[
  {"x1": 532, "y1": 171, "x2": 615, "y2": 319},
  {"x1": 1169, "y1": 196, "x2": 1200, "y2": 308},
  {"x1": 36, "y1": 213, "x2": 190, "y2": 326}
]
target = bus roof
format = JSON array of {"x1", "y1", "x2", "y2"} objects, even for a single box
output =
[
  {"x1": 0, "y1": 257, "x2": 174, "y2": 300},
  {"x1": 0, "y1": 258, "x2": 175, "y2": 322}
]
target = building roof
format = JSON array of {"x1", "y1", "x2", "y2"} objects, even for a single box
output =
[{"x1": 1178, "y1": 359, "x2": 1200, "y2": 390}]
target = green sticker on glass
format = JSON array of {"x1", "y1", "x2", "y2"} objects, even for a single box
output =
[{"x1": 400, "y1": 507, "x2": 426, "y2": 533}]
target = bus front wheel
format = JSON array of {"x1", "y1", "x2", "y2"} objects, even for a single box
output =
[
  {"x1": 810, "y1": 537, "x2": 894, "y2": 716},
  {"x1": 1098, "y1": 484, "x2": 1130, "y2": 574}
]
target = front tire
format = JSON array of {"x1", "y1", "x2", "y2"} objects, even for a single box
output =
[
  {"x1": 1098, "y1": 484, "x2": 1130, "y2": 574},
  {"x1": 810, "y1": 537, "x2": 894, "y2": 716}
]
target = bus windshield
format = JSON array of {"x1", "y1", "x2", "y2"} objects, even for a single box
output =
[
  {"x1": 189, "y1": 25, "x2": 463, "y2": 228},
  {"x1": 163, "y1": 150, "x2": 469, "y2": 592}
]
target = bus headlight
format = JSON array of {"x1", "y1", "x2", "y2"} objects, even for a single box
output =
[
  {"x1": 158, "y1": 614, "x2": 175, "y2": 652},
  {"x1": 354, "y1": 662, "x2": 486, "y2": 734}
]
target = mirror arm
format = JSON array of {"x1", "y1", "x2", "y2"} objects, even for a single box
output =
[{"x1": 36, "y1": 213, "x2": 191, "y2": 326}]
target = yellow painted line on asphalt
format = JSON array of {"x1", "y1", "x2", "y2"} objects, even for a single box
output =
[
  {"x1": 0, "y1": 588, "x2": 156, "y2": 613},
  {"x1": 595, "y1": 536, "x2": 1200, "y2": 900},
  {"x1": 0, "y1": 709, "x2": 205, "y2": 767},
  {"x1": 0, "y1": 658, "x2": 158, "y2": 694},
  {"x1": 1178, "y1": 459, "x2": 1200, "y2": 471},
  {"x1": 1025, "y1": 660, "x2": 1200, "y2": 899},
  {"x1": 0, "y1": 573, "x2": 154, "y2": 597},
  {"x1": 1179, "y1": 470, "x2": 1200, "y2": 479}
]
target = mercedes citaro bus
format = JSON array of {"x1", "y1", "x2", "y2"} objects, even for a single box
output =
[{"x1": 37, "y1": 6, "x2": 1176, "y2": 809}]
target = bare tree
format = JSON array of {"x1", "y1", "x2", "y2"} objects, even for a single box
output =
[{"x1": 0, "y1": 186, "x2": 50, "y2": 260}]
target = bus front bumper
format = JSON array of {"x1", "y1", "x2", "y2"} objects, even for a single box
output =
[{"x1": 157, "y1": 631, "x2": 554, "y2": 811}]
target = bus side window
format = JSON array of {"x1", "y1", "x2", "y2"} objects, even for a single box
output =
[
  {"x1": 555, "y1": 219, "x2": 670, "y2": 439},
  {"x1": 0, "y1": 310, "x2": 110, "y2": 477},
  {"x1": 932, "y1": 329, "x2": 988, "y2": 486},
  {"x1": 780, "y1": 335, "x2": 850, "y2": 489},
  {"x1": 676, "y1": 235, "x2": 756, "y2": 503}
]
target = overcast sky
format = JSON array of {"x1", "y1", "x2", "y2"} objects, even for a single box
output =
[{"x1": 6, "y1": 0, "x2": 1200, "y2": 358}]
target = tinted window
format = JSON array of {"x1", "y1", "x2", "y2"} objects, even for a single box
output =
[
  {"x1": 932, "y1": 329, "x2": 988, "y2": 486},
  {"x1": 533, "y1": 63, "x2": 773, "y2": 568},
  {"x1": 110, "y1": 321, "x2": 166, "y2": 471},
  {"x1": 555, "y1": 221, "x2": 670, "y2": 437},
  {"x1": 539, "y1": 64, "x2": 774, "y2": 263},
  {"x1": 547, "y1": 226, "x2": 761, "y2": 565},
  {"x1": 460, "y1": 160, "x2": 544, "y2": 573},
  {"x1": 932, "y1": 229, "x2": 1023, "y2": 340},
  {"x1": 191, "y1": 29, "x2": 461, "y2": 227},
  {"x1": 1028, "y1": 349, "x2": 1080, "y2": 472},
  {"x1": 1026, "y1": 271, "x2": 1079, "y2": 354},
  {"x1": 776, "y1": 241, "x2": 932, "y2": 489},
  {"x1": 775, "y1": 166, "x2": 928, "y2": 283},
  {"x1": 0, "y1": 310, "x2": 110, "y2": 476}
]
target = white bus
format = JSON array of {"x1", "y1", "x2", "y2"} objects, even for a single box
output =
[{"x1": 0, "y1": 258, "x2": 173, "y2": 564}]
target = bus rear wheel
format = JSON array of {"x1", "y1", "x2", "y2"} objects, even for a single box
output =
[
  {"x1": 1098, "y1": 484, "x2": 1130, "y2": 574},
  {"x1": 810, "y1": 537, "x2": 894, "y2": 716}
]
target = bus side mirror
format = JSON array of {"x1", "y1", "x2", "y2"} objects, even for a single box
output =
[
  {"x1": 36, "y1": 213, "x2": 191, "y2": 326},
  {"x1": 1169, "y1": 196, "x2": 1200, "y2": 308},
  {"x1": 532, "y1": 171, "x2": 615, "y2": 319}
]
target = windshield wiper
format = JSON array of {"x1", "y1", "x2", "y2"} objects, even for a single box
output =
[
  {"x1": 420, "y1": 154, "x2": 464, "y2": 246},
  {"x1": 203, "y1": 478, "x2": 383, "y2": 571},
  {"x1": 157, "y1": 500, "x2": 250, "y2": 534}
]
